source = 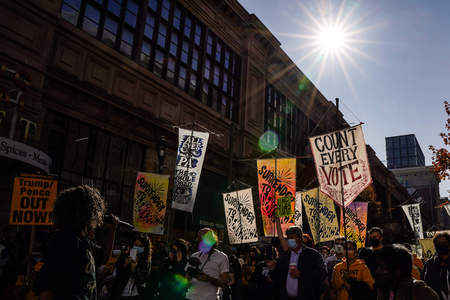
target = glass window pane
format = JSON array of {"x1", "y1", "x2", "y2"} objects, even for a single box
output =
[
  {"x1": 173, "y1": 7, "x2": 181, "y2": 29},
  {"x1": 178, "y1": 66, "x2": 186, "y2": 89},
  {"x1": 85, "y1": 4, "x2": 100, "y2": 23},
  {"x1": 224, "y1": 51, "x2": 230, "y2": 69},
  {"x1": 213, "y1": 65, "x2": 220, "y2": 86},
  {"x1": 167, "y1": 57, "x2": 176, "y2": 81},
  {"x1": 184, "y1": 16, "x2": 192, "y2": 37},
  {"x1": 204, "y1": 59, "x2": 211, "y2": 80},
  {"x1": 65, "y1": 0, "x2": 82, "y2": 9},
  {"x1": 206, "y1": 34, "x2": 213, "y2": 55},
  {"x1": 125, "y1": 11, "x2": 137, "y2": 27},
  {"x1": 127, "y1": 0, "x2": 138, "y2": 14},
  {"x1": 190, "y1": 73, "x2": 197, "y2": 90},
  {"x1": 181, "y1": 41, "x2": 189, "y2": 64},
  {"x1": 215, "y1": 43, "x2": 221, "y2": 62},
  {"x1": 104, "y1": 17, "x2": 118, "y2": 33},
  {"x1": 107, "y1": 0, "x2": 121, "y2": 16},
  {"x1": 192, "y1": 49, "x2": 199, "y2": 71},
  {"x1": 121, "y1": 29, "x2": 134, "y2": 44},
  {"x1": 61, "y1": 4, "x2": 79, "y2": 25},
  {"x1": 140, "y1": 42, "x2": 151, "y2": 66},
  {"x1": 202, "y1": 82, "x2": 209, "y2": 104},
  {"x1": 83, "y1": 18, "x2": 98, "y2": 36},
  {"x1": 161, "y1": 0, "x2": 170, "y2": 20},
  {"x1": 194, "y1": 24, "x2": 202, "y2": 45},
  {"x1": 221, "y1": 95, "x2": 228, "y2": 115},
  {"x1": 157, "y1": 24, "x2": 167, "y2": 47},
  {"x1": 170, "y1": 33, "x2": 178, "y2": 56},
  {"x1": 154, "y1": 50, "x2": 164, "y2": 77},
  {"x1": 144, "y1": 15, "x2": 155, "y2": 39},
  {"x1": 149, "y1": 0, "x2": 158, "y2": 11},
  {"x1": 222, "y1": 73, "x2": 228, "y2": 93}
]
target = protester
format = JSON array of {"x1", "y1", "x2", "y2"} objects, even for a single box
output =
[
  {"x1": 424, "y1": 232, "x2": 450, "y2": 300},
  {"x1": 402, "y1": 243, "x2": 423, "y2": 280},
  {"x1": 274, "y1": 223, "x2": 327, "y2": 300},
  {"x1": 331, "y1": 240, "x2": 374, "y2": 300},
  {"x1": 185, "y1": 228, "x2": 229, "y2": 300},
  {"x1": 158, "y1": 239, "x2": 189, "y2": 300},
  {"x1": 359, "y1": 227, "x2": 384, "y2": 277},
  {"x1": 248, "y1": 245, "x2": 278, "y2": 300},
  {"x1": 224, "y1": 246, "x2": 243, "y2": 300},
  {"x1": 326, "y1": 237, "x2": 346, "y2": 282},
  {"x1": 111, "y1": 235, "x2": 152, "y2": 300},
  {"x1": 37, "y1": 185, "x2": 118, "y2": 300},
  {"x1": 242, "y1": 245, "x2": 260, "y2": 298},
  {"x1": 302, "y1": 233, "x2": 315, "y2": 248},
  {"x1": 320, "y1": 246, "x2": 331, "y2": 260},
  {"x1": 376, "y1": 244, "x2": 439, "y2": 300}
]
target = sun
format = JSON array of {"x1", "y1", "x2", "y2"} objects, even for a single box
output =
[{"x1": 316, "y1": 23, "x2": 348, "y2": 54}]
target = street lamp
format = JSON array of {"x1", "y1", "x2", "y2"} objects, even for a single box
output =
[{"x1": 157, "y1": 136, "x2": 168, "y2": 173}]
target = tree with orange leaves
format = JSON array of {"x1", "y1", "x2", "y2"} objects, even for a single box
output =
[{"x1": 429, "y1": 101, "x2": 450, "y2": 180}]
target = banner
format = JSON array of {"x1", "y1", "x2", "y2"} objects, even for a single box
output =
[
  {"x1": 10, "y1": 175, "x2": 57, "y2": 225},
  {"x1": 302, "y1": 188, "x2": 340, "y2": 244},
  {"x1": 133, "y1": 172, "x2": 169, "y2": 234},
  {"x1": 444, "y1": 204, "x2": 450, "y2": 217},
  {"x1": 294, "y1": 192, "x2": 303, "y2": 228},
  {"x1": 419, "y1": 239, "x2": 435, "y2": 260},
  {"x1": 402, "y1": 204, "x2": 424, "y2": 239},
  {"x1": 340, "y1": 201, "x2": 368, "y2": 249},
  {"x1": 309, "y1": 125, "x2": 372, "y2": 207},
  {"x1": 257, "y1": 158, "x2": 296, "y2": 237},
  {"x1": 172, "y1": 128, "x2": 209, "y2": 212},
  {"x1": 223, "y1": 188, "x2": 258, "y2": 244}
]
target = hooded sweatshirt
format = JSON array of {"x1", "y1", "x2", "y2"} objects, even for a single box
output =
[{"x1": 331, "y1": 259, "x2": 374, "y2": 300}]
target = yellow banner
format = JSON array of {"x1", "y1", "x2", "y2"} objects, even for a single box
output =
[
  {"x1": 302, "y1": 188, "x2": 340, "y2": 244},
  {"x1": 420, "y1": 239, "x2": 435, "y2": 260},
  {"x1": 10, "y1": 175, "x2": 57, "y2": 225},
  {"x1": 340, "y1": 202, "x2": 368, "y2": 249},
  {"x1": 133, "y1": 172, "x2": 169, "y2": 234},
  {"x1": 257, "y1": 158, "x2": 296, "y2": 237}
]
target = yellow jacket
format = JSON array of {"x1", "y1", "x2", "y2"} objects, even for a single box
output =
[{"x1": 331, "y1": 259, "x2": 375, "y2": 300}]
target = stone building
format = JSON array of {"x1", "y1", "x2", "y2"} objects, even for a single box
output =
[{"x1": 0, "y1": 0, "x2": 411, "y2": 242}]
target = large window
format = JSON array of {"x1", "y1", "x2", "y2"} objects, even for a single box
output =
[
  {"x1": 43, "y1": 111, "x2": 145, "y2": 221},
  {"x1": 61, "y1": 0, "x2": 241, "y2": 121},
  {"x1": 265, "y1": 84, "x2": 306, "y2": 154}
]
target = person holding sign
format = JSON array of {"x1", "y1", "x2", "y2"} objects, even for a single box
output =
[
  {"x1": 331, "y1": 240, "x2": 374, "y2": 300},
  {"x1": 273, "y1": 222, "x2": 327, "y2": 300},
  {"x1": 37, "y1": 185, "x2": 119, "y2": 300}
]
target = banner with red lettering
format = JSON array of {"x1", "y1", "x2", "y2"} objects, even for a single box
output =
[
  {"x1": 257, "y1": 158, "x2": 296, "y2": 237},
  {"x1": 309, "y1": 125, "x2": 372, "y2": 207}
]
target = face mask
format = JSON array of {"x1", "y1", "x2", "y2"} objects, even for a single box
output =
[
  {"x1": 435, "y1": 245, "x2": 450, "y2": 256},
  {"x1": 112, "y1": 249, "x2": 121, "y2": 256},
  {"x1": 370, "y1": 238, "x2": 381, "y2": 247},
  {"x1": 288, "y1": 239, "x2": 297, "y2": 249},
  {"x1": 133, "y1": 246, "x2": 144, "y2": 255},
  {"x1": 334, "y1": 245, "x2": 344, "y2": 254}
]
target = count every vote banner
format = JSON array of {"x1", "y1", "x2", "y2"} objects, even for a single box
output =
[
  {"x1": 309, "y1": 125, "x2": 372, "y2": 207},
  {"x1": 223, "y1": 188, "x2": 258, "y2": 244}
]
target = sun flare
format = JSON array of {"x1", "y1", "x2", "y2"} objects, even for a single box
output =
[{"x1": 316, "y1": 24, "x2": 348, "y2": 54}]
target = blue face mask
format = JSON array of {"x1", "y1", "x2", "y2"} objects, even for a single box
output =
[
  {"x1": 133, "y1": 246, "x2": 144, "y2": 255},
  {"x1": 288, "y1": 239, "x2": 297, "y2": 249}
]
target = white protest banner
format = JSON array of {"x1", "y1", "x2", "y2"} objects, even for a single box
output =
[
  {"x1": 309, "y1": 125, "x2": 372, "y2": 207},
  {"x1": 402, "y1": 204, "x2": 424, "y2": 239},
  {"x1": 172, "y1": 128, "x2": 209, "y2": 212},
  {"x1": 223, "y1": 188, "x2": 258, "y2": 244},
  {"x1": 294, "y1": 191, "x2": 303, "y2": 228},
  {"x1": 444, "y1": 204, "x2": 450, "y2": 217}
]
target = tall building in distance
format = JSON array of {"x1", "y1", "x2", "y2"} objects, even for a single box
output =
[{"x1": 386, "y1": 134, "x2": 425, "y2": 169}]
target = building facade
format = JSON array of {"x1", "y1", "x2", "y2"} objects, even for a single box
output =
[
  {"x1": 1, "y1": 0, "x2": 411, "y2": 243},
  {"x1": 386, "y1": 134, "x2": 425, "y2": 169}
]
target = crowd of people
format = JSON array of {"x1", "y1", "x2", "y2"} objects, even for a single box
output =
[{"x1": 0, "y1": 185, "x2": 449, "y2": 300}]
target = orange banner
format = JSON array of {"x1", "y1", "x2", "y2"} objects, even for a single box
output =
[
  {"x1": 10, "y1": 175, "x2": 58, "y2": 225},
  {"x1": 340, "y1": 201, "x2": 368, "y2": 249},
  {"x1": 257, "y1": 158, "x2": 296, "y2": 237}
]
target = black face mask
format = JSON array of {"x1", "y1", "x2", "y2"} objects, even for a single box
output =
[
  {"x1": 370, "y1": 238, "x2": 381, "y2": 247},
  {"x1": 435, "y1": 245, "x2": 450, "y2": 256}
]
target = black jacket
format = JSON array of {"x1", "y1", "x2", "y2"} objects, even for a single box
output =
[
  {"x1": 273, "y1": 246, "x2": 327, "y2": 300},
  {"x1": 424, "y1": 255, "x2": 450, "y2": 300}
]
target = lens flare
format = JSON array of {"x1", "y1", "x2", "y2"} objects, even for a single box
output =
[
  {"x1": 259, "y1": 131, "x2": 279, "y2": 152},
  {"x1": 173, "y1": 274, "x2": 190, "y2": 292},
  {"x1": 198, "y1": 230, "x2": 218, "y2": 253}
]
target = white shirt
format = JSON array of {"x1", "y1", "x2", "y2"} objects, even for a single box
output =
[
  {"x1": 185, "y1": 249, "x2": 230, "y2": 300},
  {"x1": 121, "y1": 277, "x2": 139, "y2": 296},
  {"x1": 286, "y1": 248, "x2": 302, "y2": 297}
]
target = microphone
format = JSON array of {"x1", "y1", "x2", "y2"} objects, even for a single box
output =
[{"x1": 104, "y1": 215, "x2": 134, "y2": 230}]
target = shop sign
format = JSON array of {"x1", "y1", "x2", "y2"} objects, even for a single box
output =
[{"x1": 0, "y1": 137, "x2": 51, "y2": 173}]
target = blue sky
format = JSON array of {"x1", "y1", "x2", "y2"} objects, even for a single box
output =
[{"x1": 239, "y1": 0, "x2": 449, "y2": 196}]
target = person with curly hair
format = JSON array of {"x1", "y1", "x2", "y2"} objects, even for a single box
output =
[{"x1": 37, "y1": 185, "x2": 119, "y2": 300}]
